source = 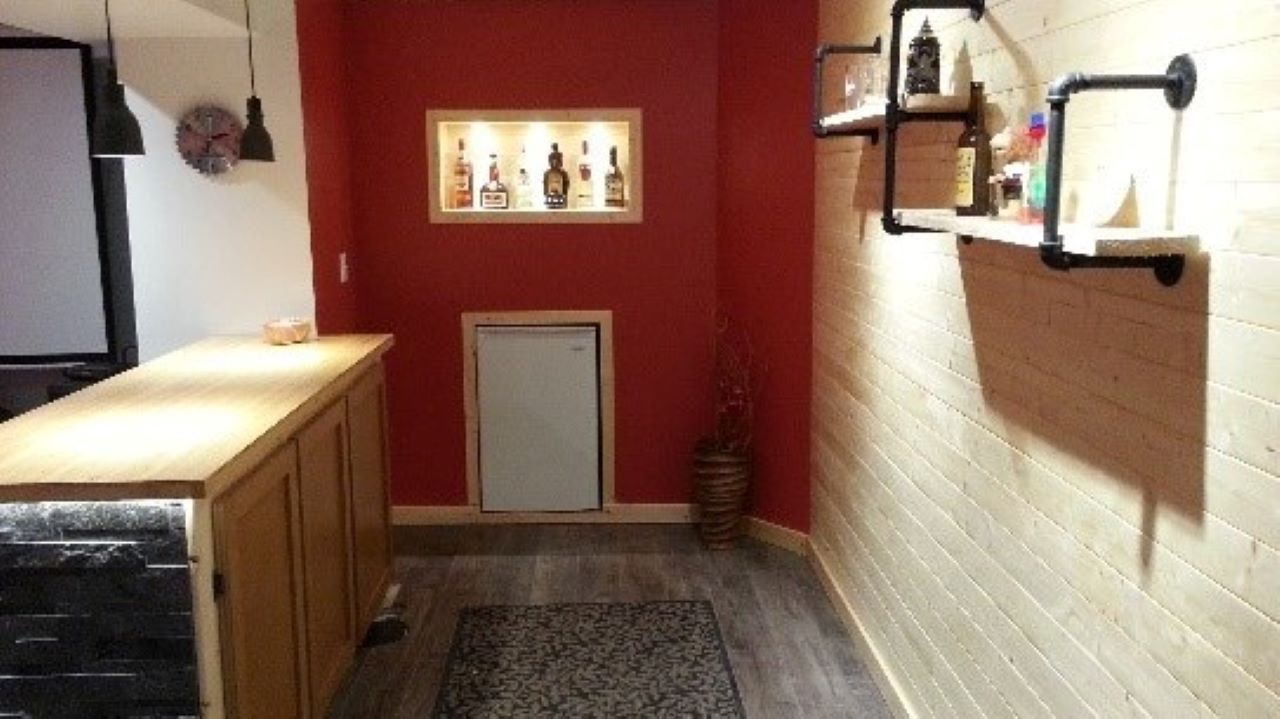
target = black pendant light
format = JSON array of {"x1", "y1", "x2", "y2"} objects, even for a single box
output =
[
  {"x1": 239, "y1": 0, "x2": 275, "y2": 162},
  {"x1": 91, "y1": 0, "x2": 145, "y2": 157}
]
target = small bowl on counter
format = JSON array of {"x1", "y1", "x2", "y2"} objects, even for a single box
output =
[{"x1": 263, "y1": 318, "x2": 313, "y2": 346}]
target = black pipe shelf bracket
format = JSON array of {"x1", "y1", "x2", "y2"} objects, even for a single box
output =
[
  {"x1": 1040, "y1": 55, "x2": 1199, "y2": 286},
  {"x1": 812, "y1": 37, "x2": 884, "y2": 144},
  {"x1": 872, "y1": 0, "x2": 1199, "y2": 287},
  {"x1": 881, "y1": 0, "x2": 986, "y2": 237}
]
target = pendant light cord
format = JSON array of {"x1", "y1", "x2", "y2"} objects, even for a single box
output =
[
  {"x1": 104, "y1": 0, "x2": 117, "y2": 66},
  {"x1": 243, "y1": 0, "x2": 257, "y2": 96}
]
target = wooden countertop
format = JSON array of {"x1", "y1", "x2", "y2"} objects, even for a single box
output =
[{"x1": 0, "y1": 335, "x2": 394, "y2": 502}]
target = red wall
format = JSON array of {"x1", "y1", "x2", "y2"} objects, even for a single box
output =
[
  {"x1": 717, "y1": 0, "x2": 816, "y2": 531},
  {"x1": 297, "y1": 0, "x2": 817, "y2": 530},
  {"x1": 343, "y1": 1, "x2": 720, "y2": 507},
  {"x1": 295, "y1": 0, "x2": 359, "y2": 333}
]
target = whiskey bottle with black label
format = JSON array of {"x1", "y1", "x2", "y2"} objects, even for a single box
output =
[{"x1": 544, "y1": 142, "x2": 570, "y2": 210}]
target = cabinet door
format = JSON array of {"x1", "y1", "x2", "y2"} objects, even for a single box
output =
[
  {"x1": 297, "y1": 400, "x2": 357, "y2": 718},
  {"x1": 213, "y1": 442, "x2": 309, "y2": 719},
  {"x1": 347, "y1": 364, "x2": 393, "y2": 633}
]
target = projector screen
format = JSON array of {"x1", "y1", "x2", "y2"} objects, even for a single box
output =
[{"x1": 0, "y1": 41, "x2": 112, "y2": 362}]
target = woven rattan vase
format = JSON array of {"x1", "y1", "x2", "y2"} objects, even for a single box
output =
[{"x1": 693, "y1": 439, "x2": 751, "y2": 549}]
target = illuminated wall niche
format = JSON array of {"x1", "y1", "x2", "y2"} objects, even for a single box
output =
[{"x1": 427, "y1": 109, "x2": 643, "y2": 224}]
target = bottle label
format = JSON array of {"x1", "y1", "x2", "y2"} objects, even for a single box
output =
[
  {"x1": 453, "y1": 181, "x2": 472, "y2": 208},
  {"x1": 955, "y1": 147, "x2": 975, "y2": 208},
  {"x1": 605, "y1": 177, "x2": 624, "y2": 207},
  {"x1": 547, "y1": 175, "x2": 564, "y2": 195},
  {"x1": 480, "y1": 191, "x2": 509, "y2": 209},
  {"x1": 453, "y1": 167, "x2": 472, "y2": 209}
]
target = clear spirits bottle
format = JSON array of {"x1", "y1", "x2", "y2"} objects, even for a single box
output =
[
  {"x1": 479, "y1": 153, "x2": 509, "y2": 210},
  {"x1": 604, "y1": 146, "x2": 625, "y2": 209},
  {"x1": 576, "y1": 140, "x2": 595, "y2": 209},
  {"x1": 452, "y1": 138, "x2": 473, "y2": 209},
  {"x1": 515, "y1": 144, "x2": 534, "y2": 209},
  {"x1": 543, "y1": 142, "x2": 570, "y2": 210}
]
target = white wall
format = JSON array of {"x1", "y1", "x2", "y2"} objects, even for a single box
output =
[
  {"x1": 115, "y1": 0, "x2": 314, "y2": 359},
  {"x1": 0, "y1": 23, "x2": 38, "y2": 37},
  {"x1": 0, "y1": 0, "x2": 244, "y2": 41},
  {"x1": 812, "y1": 0, "x2": 1280, "y2": 717}
]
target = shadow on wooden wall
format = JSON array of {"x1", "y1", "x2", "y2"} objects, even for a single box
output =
[
  {"x1": 959, "y1": 245, "x2": 1209, "y2": 569},
  {"x1": 841, "y1": 119, "x2": 1209, "y2": 571}
]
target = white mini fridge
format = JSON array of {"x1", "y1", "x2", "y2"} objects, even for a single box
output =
[{"x1": 476, "y1": 325, "x2": 601, "y2": 512}]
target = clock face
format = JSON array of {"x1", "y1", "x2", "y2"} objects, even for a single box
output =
[{"x1": 176, "y1": 105, "x2": 243, "y2": 176}]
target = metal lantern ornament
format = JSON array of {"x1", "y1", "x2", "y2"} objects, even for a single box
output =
[{"x1": 905, "y1": 17, "x2": 941, "y2": 96}]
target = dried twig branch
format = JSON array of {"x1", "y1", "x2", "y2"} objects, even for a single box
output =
[{"x1": 712, "y1": 312, "x2": 760, "y2": 454}]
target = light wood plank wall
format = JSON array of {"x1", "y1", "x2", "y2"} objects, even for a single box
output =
[{"x1": 812, "y1": 1, "x2": 1280, "y2": 717}]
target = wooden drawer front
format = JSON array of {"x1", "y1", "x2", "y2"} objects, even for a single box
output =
[
  {"x1": 213, "y1": 442, "x2": 308, "y2": 719},
  {"x1": 347, "y1": 365, "x2": 393, "y2": 632},
  {"x1": 297, "y1": 400, "x2": 356, "y2": 718}
]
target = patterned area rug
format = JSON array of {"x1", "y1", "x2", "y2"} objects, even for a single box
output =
[{"x1": 433, "y1": 601, "x2": 746, "y2": 718}]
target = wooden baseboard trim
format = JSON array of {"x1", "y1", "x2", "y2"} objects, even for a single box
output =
[
  {"x1": 808, "y1": 541, "x2": 915, "y2": 719},
  {"x1": 742, "y1": 517, "x2": 809, "y2": 555},
  {"x1": 393, "y1": 506, "x2": 811, "y2": 555},
  {"x1": 391, "y1": 503, "x2": 695, "y2": 526}
]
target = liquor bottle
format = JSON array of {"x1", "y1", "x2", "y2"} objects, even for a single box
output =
[
  {"x1": 515, "y1": 144, "x2": 534, "y2": 209},
  {"x1": 604, "y1": 146, "x2": 625, "y2": 209},
  {"x1": 543, "y1": 142, "x2": 570, "y2": 209},
  {"x1": 479, "y1": 153, "x2": 509, "y2": 209},
  {"x1": 576, "y1": 140, "x2": 595, "y2": 209},
  {"x1": 452, "y1": 138, "x2": 473, "y2": 209},
  {"x1": 955, "y1": 82, "x2": 991, "y2": 216},
  {"x1": 1023, "y1": 112, "x2": 1048, "y2": 223}
]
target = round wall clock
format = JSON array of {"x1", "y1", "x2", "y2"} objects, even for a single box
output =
[{"x1": 176, "y1": 105, "x2": 243, "y2": 176}]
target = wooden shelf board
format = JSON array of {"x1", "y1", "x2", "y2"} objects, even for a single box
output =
[
  {"x1": 896, "y1": 209, "x2": 1199, "y2": 257},
  {"x1": 434, "y1": 207, "x2": 640, "y2": 225},
  {"x1": 901, "y1": 93, "x2": 970, "y2": 114},
  {"x1": 818, "y1": 93, "x2": 970, "y2": 133},
  {"x1": 820, "y1": 104, "x2": 887, "y2": 131}
]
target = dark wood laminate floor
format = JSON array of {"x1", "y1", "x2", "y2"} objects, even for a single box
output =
[{"x1": 329, "y1": 525, "x2": 891, "y2": 719}]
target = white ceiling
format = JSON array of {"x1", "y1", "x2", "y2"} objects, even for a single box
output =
[{"x1": 0, "y1": 0, "x2": 245, "y2": 41}]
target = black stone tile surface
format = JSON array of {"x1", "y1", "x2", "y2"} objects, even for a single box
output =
[{"x1": 0, "y1": 502, "x2": 199, "y2": 718}]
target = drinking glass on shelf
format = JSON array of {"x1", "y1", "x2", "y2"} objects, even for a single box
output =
[
  {"x1": 843, "y1": 60, "x2": 864, "y2": 112},
  {"x1": 866, "y1": 58, "x2": 889, "y2": 108},
  {"x1": 858, "y1": 61, "x2": 876, "y2": 109}
]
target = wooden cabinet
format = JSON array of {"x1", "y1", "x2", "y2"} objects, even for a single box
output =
[
  {"x1": 297, "y1": 400, "x2": 357, "y2": 718},
  {"x1": 213, "y1": 442, "x2": 309, "y2": 719},
  {"x1": 0, "y1": 336, "x2": 394, "y2": 719},
  {"x1": 211, "y1": 362, "x2": 393, "y2": 719},
  {"x1": 347, "y1": 365, "x2": 393, "y2": 631}
]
